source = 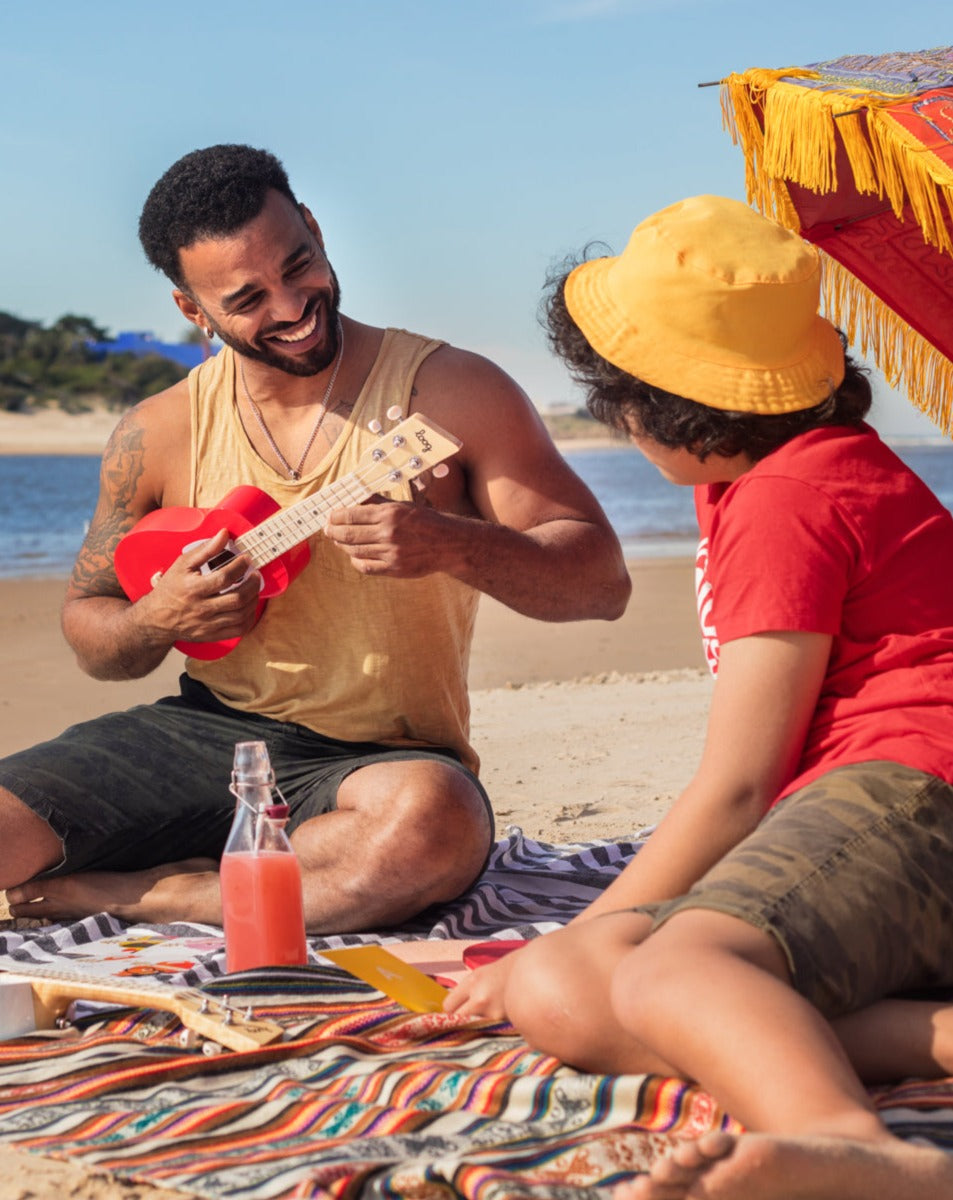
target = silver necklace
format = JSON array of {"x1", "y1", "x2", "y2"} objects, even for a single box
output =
[{"x1": 239, "y1": 320, "x2": 344, "y2": 480}]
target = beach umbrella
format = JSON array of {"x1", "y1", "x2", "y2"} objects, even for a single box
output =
[{"x1": 718, "y1": 47, "x2": 953, "y2": 437}]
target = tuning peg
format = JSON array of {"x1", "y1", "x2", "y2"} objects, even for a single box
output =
[
  {"x1": 368, "y1": 419, "x2": 383, "y2": 434},
  {"x1": 432, "y1": 463, "x2": 450, "y2": 478},
  {"x1": 386, "y1": 405, "x2": 403, "y2": 422}
]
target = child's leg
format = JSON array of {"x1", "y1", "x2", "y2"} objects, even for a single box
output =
[
  {"x1": 503, "y1": 910, "x2": 953, "y2": 1086},
  {"x1": 504, "y1": 910, "x2": 953, "y2": 1087},
  {"x1": 833, "y1": 997, "x2": 953, "y2": 1083},
  {"x1": 502, "y1": 910, "x2": 682, "y2": 1075},
  {"x1": 612, "y1": 907, "x2": 884, "y2": 1137},
  {"x1": 610, "y1": 909, "x2": 953, "y2": 1199}
]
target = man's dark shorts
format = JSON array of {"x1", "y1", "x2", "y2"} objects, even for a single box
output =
[
  {"x1": 0, "y1": 674, "x2": 493, "y2": 878},
  {"x1": 639, "y1": 761, "x2": 953, "y2": 1019}
]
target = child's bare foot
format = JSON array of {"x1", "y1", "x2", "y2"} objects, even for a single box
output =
[
  {"x1": 614, "y1": 1131, "x2": 953, "y2": 1199},
  {"x1": 5, "y1": 858, "x2": 221, "y2": 924},
  {"x1": 615, "y1": 1132, "x2": 735, "y2": 1198}
]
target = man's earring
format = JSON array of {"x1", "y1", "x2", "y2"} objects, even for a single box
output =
[{"x1": 203, "y1": 326, "x2": 214, "y2": 339}]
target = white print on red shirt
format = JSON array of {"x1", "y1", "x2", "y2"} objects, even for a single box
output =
[{"x1": 695, "y1": 536, "x2": 719, "y2": 676}]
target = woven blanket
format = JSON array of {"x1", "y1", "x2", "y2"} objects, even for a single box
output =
[
  {"x1": 795, "y1": 46, "x2": 953, "y2": 94},
  {"x1": 1, "y1": 827, "x2": 952, "y2": 1198}
]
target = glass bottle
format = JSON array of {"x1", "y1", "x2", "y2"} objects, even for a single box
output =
[{"x1": 220, "y1": 739, "x2": 308, "y2": 973}]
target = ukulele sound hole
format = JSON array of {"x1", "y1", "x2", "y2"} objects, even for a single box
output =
[
  {"x1": 206, "y1": 548, "x2": 237, "y2": 572},
  {"x1": 182, "y1": 537, "x2": 245, "y2": 591}
]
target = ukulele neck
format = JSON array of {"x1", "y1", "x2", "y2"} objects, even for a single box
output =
[{"x1": 235, "y1": 471, "x2": 373, "y2": 570}]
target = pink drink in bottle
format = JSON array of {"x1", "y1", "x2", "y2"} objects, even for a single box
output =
[{"x1": 220, "y1": 740, "x2": 308, "y2": 973}]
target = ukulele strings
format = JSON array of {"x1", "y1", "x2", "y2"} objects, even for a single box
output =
[
  {"x1": 0, "y1": 961, "x2": 244, "y2": 1020},
  {"x1": 235, "y1": 457, "x2": 427, "y2": 568}
]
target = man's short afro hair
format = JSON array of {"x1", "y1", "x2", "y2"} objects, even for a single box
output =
[{"x1": 138, "y1": 144, "x2": 298, "y2": 289}]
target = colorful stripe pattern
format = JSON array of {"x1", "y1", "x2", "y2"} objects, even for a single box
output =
[{"x1": 0, "y1": 975, "x2": 742, "y2": 1197}]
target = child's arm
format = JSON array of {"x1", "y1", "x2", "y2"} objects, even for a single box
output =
[
  {"x1": 443, "y1": 629, "x2": 832, "y2": 1020},
  {"x1": 580, "y1": 629, "x2": 832, "y2": 919}
]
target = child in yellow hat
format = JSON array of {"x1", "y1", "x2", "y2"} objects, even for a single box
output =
[{"x1": 446, "y1": 196, "x2": 953, "y2": 1199}]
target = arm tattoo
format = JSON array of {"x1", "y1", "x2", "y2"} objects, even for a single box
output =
[{"x1": 69, "y1": 419, "x2": 148, "y2": 599}]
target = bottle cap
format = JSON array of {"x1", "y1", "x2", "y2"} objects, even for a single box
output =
[{"x1": 232, "y1": 740, "x2": 274, "y2": 785}]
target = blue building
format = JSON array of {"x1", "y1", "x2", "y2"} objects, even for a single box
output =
[{"x1": 86, "y1": 331, "x2": 220, "y2": 370}]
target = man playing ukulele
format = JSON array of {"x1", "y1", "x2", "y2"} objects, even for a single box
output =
[{"x1": 0, "y1": 144, "x2": 629, "y2": 934}]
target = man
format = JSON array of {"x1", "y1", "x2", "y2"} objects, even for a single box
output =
[{"x1": 0, "y1": 144, "x2": 629, "y2": 934}]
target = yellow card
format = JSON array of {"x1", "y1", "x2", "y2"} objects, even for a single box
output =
[{"x1": 322, "y1": 946, "x2": 450, "y2": 1013}]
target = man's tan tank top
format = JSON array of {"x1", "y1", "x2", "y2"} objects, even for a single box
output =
[{"x1": 185, "y1": 329, "x2": 479, "y2": 773}]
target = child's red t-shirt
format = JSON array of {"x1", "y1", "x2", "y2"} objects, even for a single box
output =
[{"x1": 694, "y1": 423, "x2": 953, "y2": 801}]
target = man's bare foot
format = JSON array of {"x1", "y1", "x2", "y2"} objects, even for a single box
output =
[
  {"x1": 4, "y1": 858, "x2": 221, "y2": 924},
  {"x1": 614, "y1": 1130, "x2": 953, "y2": 1199}
]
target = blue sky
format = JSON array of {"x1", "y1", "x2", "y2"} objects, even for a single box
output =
[{"x1": 1, "y1": 0, "x2": 950, "y2": 437}]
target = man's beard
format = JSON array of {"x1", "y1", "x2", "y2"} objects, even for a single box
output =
[{"x1": 208, "y1": 265, "x2": 343, "y2": 378}]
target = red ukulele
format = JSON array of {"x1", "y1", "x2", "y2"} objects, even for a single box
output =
[{"x1": 114, "y1": 413, "x2": 461, "y2": 660}]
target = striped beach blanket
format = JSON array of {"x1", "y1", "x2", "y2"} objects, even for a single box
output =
[
  {"x1": 0, "y1": 827, "x2": 642, "y2": 987},
  {"x1": 0, "y1": 828, "x2": 951, "y2": 1198}
]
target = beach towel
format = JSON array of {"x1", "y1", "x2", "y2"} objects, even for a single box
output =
[{"x1": 0, "y1": 827, "x2": 951, "y2": 1198}]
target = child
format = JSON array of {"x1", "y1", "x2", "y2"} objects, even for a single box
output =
[{"x1": 445, "y1": 195, "x2": 953, "y2": 1198}]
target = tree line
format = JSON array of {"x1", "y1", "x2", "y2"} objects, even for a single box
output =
[
  {"x1": 0, "y1": 311, "x2": 189, "y2": 413},
  {"x1": 0, "y1": 309, "x2": 605, "y2": 438}
]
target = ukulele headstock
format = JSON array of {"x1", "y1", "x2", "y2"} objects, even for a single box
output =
[
  {"x1": 2, "y1": 964, "x2": 284, "y2": 1054},
  {"x1": 358, "y1": 411, "x2": 461, "y2": 492}
]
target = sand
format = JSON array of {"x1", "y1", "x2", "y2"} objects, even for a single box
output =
[
  {"x1": 0, "y1": 566, "x2": 710, "y2": 845},
  {"x1": 0, "y1": 407, "x2": 712, "y2": 1198},
  {"x1": 0, "y1": 404, "x2": 125, "y2": 455}
]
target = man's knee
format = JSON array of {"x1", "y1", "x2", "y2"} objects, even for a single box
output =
[
  {"x1": 0, "y1": 784, "x2": 64, "y2": 887},
  {"x1": 406, "y1": 765, "x2": 492, "y2": 890},
  {"x1": 337, "y1": 758, "x2": 492, "y2": 894}
]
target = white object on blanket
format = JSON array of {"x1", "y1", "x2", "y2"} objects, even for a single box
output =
[{"x1": 0, "y1": 975, "x2": 40, "y2": 1039}]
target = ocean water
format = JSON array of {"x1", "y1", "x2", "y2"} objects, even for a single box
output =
[
  {"x1": 562, "y1": 440, "x2": 953, "y2": 560},
  {"x1": 2, "y1": 441, "x2": 953, "y2": 579},
  {"x1": 0, "y1": 455, "x2": 103, "y2": 579}
]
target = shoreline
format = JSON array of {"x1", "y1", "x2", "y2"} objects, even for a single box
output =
[
  {"x1": 3, "y1": 401, "x2": 951, "y2": 456},
  {"x1": 0, "y1": 404, "x2": 126, "y2": 455},
  {"x1": 0, "y1": 405, "x2": 620, "y2": 456}
]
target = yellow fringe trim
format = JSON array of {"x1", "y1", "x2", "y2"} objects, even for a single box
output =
[
  {"x1": 866, "y1": 107, "x2": 953, "y2": 256},
  {"x1": 720, "y1": 71, "x2": 814, "y2": 222},
  {"x1": 822, "y1": 252, "x2": 953, "y2": 437},
  {"x1": 720, "y1": 69, "x2": 918, "y2": 209},
  {"x1": 721, "y1": 69, "x2": 953, "y2": 435}
]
